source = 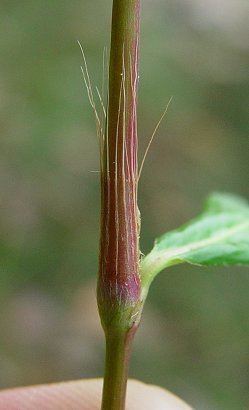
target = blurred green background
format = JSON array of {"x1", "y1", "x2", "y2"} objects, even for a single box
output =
[{"x1": 0, "y1": 0, "x2": 248, "y2": 409}]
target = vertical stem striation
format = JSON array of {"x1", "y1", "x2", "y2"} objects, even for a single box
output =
[
  {"x1": 98, "y1": 0, "x2": 141, "y2": 321},
  {"x1": 97, "y1": 1, "x2": 141, "y2": 409}
]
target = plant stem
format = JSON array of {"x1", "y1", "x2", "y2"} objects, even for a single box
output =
[
  {"x1": 101, "y1": 328, "x2": 136, "y2": 410},
  {"x1": 98, "y1": 0, "x2": 141, "y2": 307},
  {"x1": 98, "y1": 0, "x2": 141, "y2": 408}
]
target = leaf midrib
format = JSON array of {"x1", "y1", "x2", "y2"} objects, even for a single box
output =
[
  {"x1": 157, "y1": 220, "x2": 249, "y2": 261},
  {"x1": 141, "y1": 220, "x2": 249, "y2": 282}
]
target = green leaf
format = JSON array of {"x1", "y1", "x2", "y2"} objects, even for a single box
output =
[{"x1": 140, "y1": 193, "x2": 249, "y2": 290}]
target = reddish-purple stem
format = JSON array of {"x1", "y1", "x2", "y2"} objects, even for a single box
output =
[{"x1": 98, "y1": 0, "x2": 141, "y2": 309}]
